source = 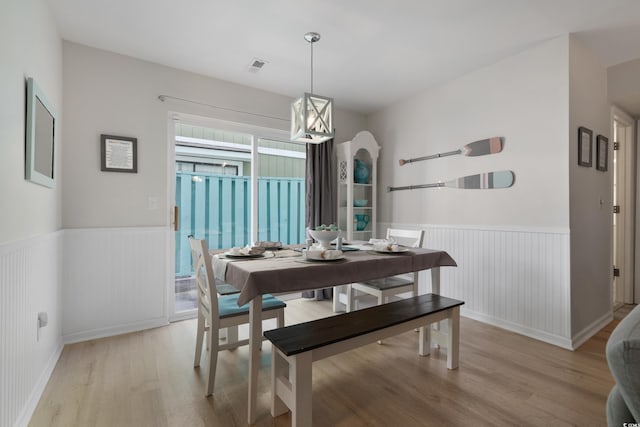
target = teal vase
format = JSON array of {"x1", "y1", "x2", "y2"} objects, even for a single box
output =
[
  {"x1": 354, "y1": 159, "x2": 370, "y2": 184},
  {"x1": 354, "y1": 214, "x2": 370, "y2": 231}
]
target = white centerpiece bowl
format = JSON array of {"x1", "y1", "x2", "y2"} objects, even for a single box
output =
[{"x1": 308, "y1": 229, "x2": 340, "y2": 249}]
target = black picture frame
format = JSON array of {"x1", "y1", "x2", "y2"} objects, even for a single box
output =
[
  {"x1": 100, "y1": 134, "x2": 138, "y2": 173},
  {"x1": 578, "y1": 127, "x2": 592, "y2": 167},
  {"x1": 596, "y1": 135, "x2": 608, "y2": 172}
]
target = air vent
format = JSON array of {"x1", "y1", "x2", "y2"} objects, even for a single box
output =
[{"x1": 247, "y1": 58, "x2": 268, "y2": 73}]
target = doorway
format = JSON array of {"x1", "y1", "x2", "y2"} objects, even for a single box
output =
[{"x1": 612, "y1": 107, "x2": 636, "y2": 308}]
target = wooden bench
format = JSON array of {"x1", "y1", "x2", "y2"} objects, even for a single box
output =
[{"x1": 263, "y1": 293, "x2": 464, "y2": 427}]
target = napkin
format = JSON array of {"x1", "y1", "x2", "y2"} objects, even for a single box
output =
[
  {"x1": 371, "y1": 239, "x2": 400, "y2": 252},
  {"x1": 228, "y1": 245, "x2": 266, "y2": 255},
  {"x1": 306, "y1": 246, "x2": 343, "y2": 260}
]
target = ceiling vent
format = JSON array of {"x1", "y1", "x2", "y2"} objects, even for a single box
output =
[{"x1": 247, "y1": 58, "x2": 268, "y2": 73}]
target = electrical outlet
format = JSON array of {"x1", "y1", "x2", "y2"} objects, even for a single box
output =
[{"x1": 37, "y1": 312, "x2": 48, "y2": 342}]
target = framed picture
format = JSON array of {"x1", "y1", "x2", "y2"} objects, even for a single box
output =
[
  {"x1": 100, "y1": 134, "x2": 138, "y2": 173},
  {"x1": 578, "y1": 127, "x2": 592, "y2": 167},
  {"x1": 596, "y1": 135, "x2": 608, "y2": 172},
  {"x1": 25, "y1": 77, "x2": 56, "y2": 188}
]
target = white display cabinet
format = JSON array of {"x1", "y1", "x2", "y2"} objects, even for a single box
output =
[{"x1": 335, "y1": 131, "x2": 380, "y2": 242}]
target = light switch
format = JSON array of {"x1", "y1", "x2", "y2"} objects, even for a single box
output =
[{"x1": 148, "y1": 196, "x2": 158, "y2": 210}]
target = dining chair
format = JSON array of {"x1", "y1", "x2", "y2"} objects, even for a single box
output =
[
  {"x1": 188, "y1": 236, "x2": 286, "y2": 396},
  {"x1": 188, "y1": 235, "x2": 240, "y2": 295},
  {"x1": 347, "y1": 228, "x2": 425, "y2": 312},
  {"x1": 188, "y1": 235, "x2": 241, "y2": 343}
]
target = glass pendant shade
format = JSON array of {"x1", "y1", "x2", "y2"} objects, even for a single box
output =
[{"x1": 291, "y1": 92, "x2": 334, "y2": 143}]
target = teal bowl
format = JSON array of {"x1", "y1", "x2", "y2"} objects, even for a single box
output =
[{"x1": 354, "y1": 199, "x2": 368, "y2": 207}]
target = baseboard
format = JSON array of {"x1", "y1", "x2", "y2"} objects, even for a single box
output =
[
  {"x1": 13, "y1": 339, "x2": 64, "y2": 427},
  {"x1": 461, "y1": 307, "x2": 573, "y2": 350},
  {"x1": 571, "y1": 310, "x2": 613, "y2": 350},
  {"x1": 63, "y1": 317, "x2": 169, "y2": 344}
]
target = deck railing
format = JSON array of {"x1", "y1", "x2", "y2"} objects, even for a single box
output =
[{"x1": 175, "y1": 171, "x2": 305, "y2": 276}]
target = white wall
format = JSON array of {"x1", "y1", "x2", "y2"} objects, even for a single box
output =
[
  {"x1": 568, "y1": 35, "x2": 612, "y2": 336},
  {"x1": 367, "y1": 36, "x2": 609, "y2": 347},
  {"x1": 62, "y1": 42, "x2": 366, "y2": 228},
  {"x1": 0, "y1": 0, "x2": 63, "y2": 242},
  {"x1": 368, "y1": 37, "x2": 569, "y2": 229},
  {"x1": 0, "y1": 1, "x2": 64, "y2": 426}
]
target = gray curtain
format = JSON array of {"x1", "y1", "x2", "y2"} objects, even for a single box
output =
[{"x1": 302, "y1": 139, "x2": 336, "y2": 300}]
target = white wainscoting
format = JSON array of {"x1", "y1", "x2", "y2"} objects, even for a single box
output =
[
  {"x1": 0, "y1": 231, "x2": 64, "y2": 427},
  {"x1": 62, "y1": 227, "x2": 169, "y2": 343},
  {"x1": 380, "y1": 223, "x2": 573, "y2": 349}
]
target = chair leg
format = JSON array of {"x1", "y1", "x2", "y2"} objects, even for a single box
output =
[
  {"x1": 377, "y1": 293, "x2": 385, "y2": 344},
  {"x1": 194, "y1": 312, "x2": 205, "y2": 368},
  {"x1": 346, "y1": 285, "x2": 354, "y2": 313},
  {"x1": 227, "y1": 325, "x2": 239, "y2": 346},
  {"x1": 205, "y1": 326, "x2": 219, "y2": 396},
  {"x1": 332, "y1": 286, "x2": 341, "y2": 312}
]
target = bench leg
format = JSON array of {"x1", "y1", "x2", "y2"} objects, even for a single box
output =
[
  {"x1": 446, "y1": 306, "x2": 460, "y2": 370},
  {"x1": 271, "y1": 349, "x2": 289, "y2": 417},
  {"x1": 290, "y1": 352, "x2": 312, "y2": 427},
  {"x1": 270, "y1": 350, "x2": 313, "y2": 427}
]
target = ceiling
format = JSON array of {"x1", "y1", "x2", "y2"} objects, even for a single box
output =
[{"x1": 47, "y1": 0, "x2": 640, "y2": 115}]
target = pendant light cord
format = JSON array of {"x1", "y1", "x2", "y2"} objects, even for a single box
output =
[{"x1": 310, "y1": 39, "x2": 314, "y2": 94}]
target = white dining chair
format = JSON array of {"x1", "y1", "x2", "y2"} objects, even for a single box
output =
[
  {"x1": 188, "y1": 236, "x2": 286, "y2": 396},
  {"x1": 347, "y1": 228, "x2": 425, "y2": 312},
  {"x1": 188, "y1": 235, "x2": 242, "y2": 343}
]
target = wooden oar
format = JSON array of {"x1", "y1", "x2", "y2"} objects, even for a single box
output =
[
  {"x1": 387, "y1": 170, "x2": 515, "y2": 192},
  {"x1": 398, "y1": 137, "x2": 503, "y2": 166}
]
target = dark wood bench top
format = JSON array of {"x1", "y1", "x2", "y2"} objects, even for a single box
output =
[{"x1": 264, "y1": 293, "x2": 464, "y2": 356}]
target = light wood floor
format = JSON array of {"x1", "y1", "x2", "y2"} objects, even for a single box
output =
[{"x1": 29, "y1": 300, "x2": 633, "y2": 427}]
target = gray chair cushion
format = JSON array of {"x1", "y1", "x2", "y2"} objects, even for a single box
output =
[{"x1": 606, "y1": 305, "x2": 640, "y2": 424}]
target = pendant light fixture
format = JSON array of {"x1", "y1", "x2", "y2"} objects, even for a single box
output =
[{"x1": 291, "y1": 32, "x2": 334, "y2": 143}]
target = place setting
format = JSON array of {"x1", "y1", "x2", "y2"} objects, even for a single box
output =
[{"x1": 366, "y1": 239, "x2": 411, "y2": 255}]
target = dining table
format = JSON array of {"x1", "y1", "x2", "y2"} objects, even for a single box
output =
[{"x1": 212, "y1": 244, "x2": 457, "y2": 424}]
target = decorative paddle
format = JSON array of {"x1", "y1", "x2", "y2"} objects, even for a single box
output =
[
  {"x1": 398, "y1": 137, "x2": 503, "y2": 166},
  {"x1": 387, "y1": 170, "x2": 515, "y2": 192}
]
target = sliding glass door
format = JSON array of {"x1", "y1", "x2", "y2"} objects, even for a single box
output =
[{"x1": 171, "y1": 120, "x2": 305, "y2": 318}]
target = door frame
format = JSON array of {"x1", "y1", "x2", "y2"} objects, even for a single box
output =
[
  {"x1": 611, "y1": 105, "x2": 636, "y2": 305},
  {"x1": 166, "y1": 111, "x2": 291, "y2": 321}
]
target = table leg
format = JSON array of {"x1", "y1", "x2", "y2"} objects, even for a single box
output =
[
  {"x1": 248, "y1": 296, "x2": 262, "y2": 424},
  {"x1": 430, "y1": 267, "x2": 440, "y2": 295},
  {"x1": 430, "y1": 267, "x2": 442, "y2": 349}
]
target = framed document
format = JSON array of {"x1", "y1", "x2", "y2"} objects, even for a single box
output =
[
  {"x1": 100, "y1": 134, "x2": 137, "y2": 173},
  {"x1": 577, "y1": 127, "x2": 592, "y2": 167}
]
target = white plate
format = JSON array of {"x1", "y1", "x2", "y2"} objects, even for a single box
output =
[
  {"x1": 224, "y1": 252, "x2": 264, "y2": 259},
  {"x1": 305, "y1": 252, "x2": 346, "y2": 261},
  {"x1": 374, "y1": 247, "x2": 409, "y2": 254}
]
